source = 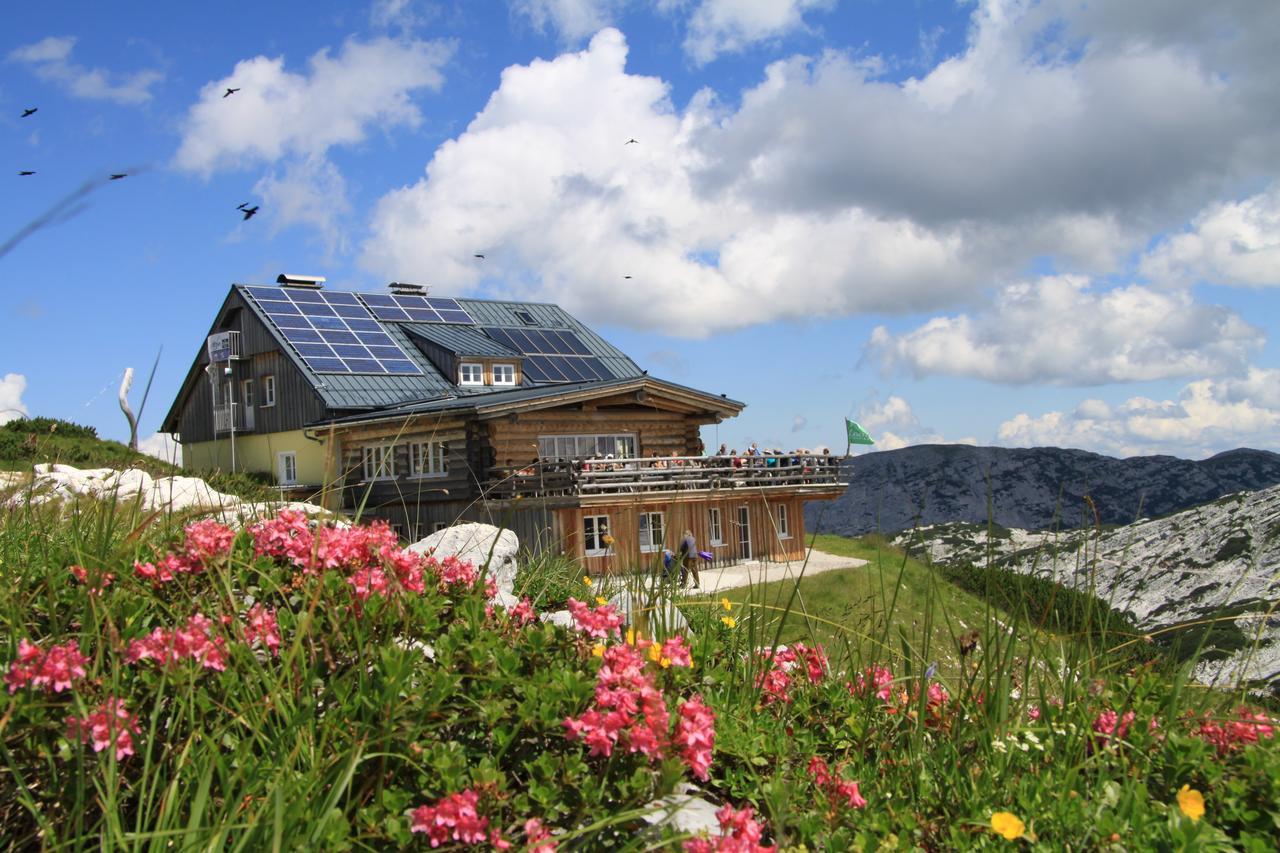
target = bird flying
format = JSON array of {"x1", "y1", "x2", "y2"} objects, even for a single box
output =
[
  {"x1": 474, "y1": 253, "x2": 485, "y2": 259},
  {"x1": 18, "y1": 171, "x2": 35, "y2": 176},
  {"x1": 236, "y1": 202, "x2": 250, "y2": 211},
  {"x1": 241, "y1": 205, "x2": 259, "y2": 220},
  {"x1": 223, "y1": 87, "x2": 240, "y2": 98},
  {"x1": 21, "y1": 108, "x2": 37, "y2": 118},
  {"x1": 625, "y1": 138, "x2": 638, "y2": 144},
  {"x1": 109, "y1": 173, "x2": 127, "y2": 180},
  {"x1": 623, "y1": 275, "x2": 632, "y2": 279}
]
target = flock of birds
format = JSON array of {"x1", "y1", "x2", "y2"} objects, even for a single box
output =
[
  {"x1": 16, "y1": 91, "x2": 255, "y2": 222},
  {"x1": 16, "y1": 91, "x2": 643, "y2": 270}
]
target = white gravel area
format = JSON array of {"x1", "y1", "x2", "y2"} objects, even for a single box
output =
[{"x1": 687, "y1": 548, "x2": 867, "y2": 594}]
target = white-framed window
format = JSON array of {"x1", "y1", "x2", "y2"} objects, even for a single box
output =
[
  {"x1": 262, "y1": 375, "x2": 276, "y2": 407},
  {"x1": 776, "y1": 504, "x2": 791, "y2": 539},
  {"x1": 409, "y1": 440, "x2": 448, "y2": 477},
  {"x1": 242, "y1": 379, "x2": 254, "y2": 408},
  {"x1": 709, "y1": 507, "x2": 724, "y2": 546},
  {"x1": 638, "y1": 511, "x2": 665, "y2": 553},
  {"x1": 459, "y1": 363, "x2": 484, "y2": 386},
  {"x1": 433, "y1": 521, "x2": 449, "y2": 533},
  {"x1": 276, "y1": 451, "x2": 297, "y2": 486},
  {"x1": 584, "y1": 515, "x2": 611, "y2": 557},
  {"x1": 492, "y1": 363, "x2": 516, "y2": 386},
  {"x1": 538, "y1": 434, "x2": 637, "y2": 460},
  {"x1": 362, "y1": 444, "x2": 396, "y2": 480}
]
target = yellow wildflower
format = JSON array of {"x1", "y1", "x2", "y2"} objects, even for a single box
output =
[
  {"x1": 602, "y1": 534, "x2": 615, "y2": 546},
  {"x1": 626, "y1": 628, "x2": 636, "y2": 646},
  {"x1": 583, "y1": 575, "x2": 593, "y2": 587},
  {"x1": 660, "y1": 657, "x2": 672, "y2": 668},
  {"x1": 595, "y1": 596, "x2": 607, "y2": 606},
  {"x1": 990, "y1": 812, "x2": 1025, "y2": 840},
  {"x1": 1177, "y1": 785, "x2": 1204, "y2": 822},
  {"x1": 721, "y1": 597, "x2": 733, "y2": 611},
  {"x1": 648, "y1": 643, "x2": 662, "y2": 663},
  {"x1": 591, "y1": 643, "x2": 605, "y2": 658},
  {"x1": 721, "y1": 616, "x2": 737, "y2": 629}
]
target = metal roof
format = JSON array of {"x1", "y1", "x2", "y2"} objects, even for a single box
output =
[
  {"x1": 231, "y1": 284, "x2": 646, "y2": 413},
  {"x1": 403, "y1": 323, "x2": 522, "y2": 358}
]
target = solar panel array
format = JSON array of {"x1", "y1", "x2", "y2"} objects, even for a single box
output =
[
  {"x1": 358, "y1": 293, "x2": 475, "y2": 325},
  {"x1": 480, "y1": 327, "x2": 612, "y2": 383},
  {"x1": 243, "y1": 287, "x2": 422, "y2": 375}
]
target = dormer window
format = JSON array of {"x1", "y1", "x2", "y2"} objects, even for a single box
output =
[
  {"x1": 492, "y1": 363, "x2": 516, "y2": 386},
  {"x1": 515, "y1": 310, "x2": 537, "y2": 326},
  {"x1": 459, "y1": 362, "x2": 484, "y2": 386}
]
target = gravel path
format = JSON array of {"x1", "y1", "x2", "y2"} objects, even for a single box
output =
[{"x1": 687, "y1": 549, "x2": 867, "y2": 594}]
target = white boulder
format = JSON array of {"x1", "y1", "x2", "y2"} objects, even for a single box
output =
[{"x1": 408, "y1": 523, "x2": 520, "y2": 600}]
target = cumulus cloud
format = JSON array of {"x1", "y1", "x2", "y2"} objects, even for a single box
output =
[
  {"x1": 511, "y1": 0, "x2": 629, "y2": 41},
  {"x1": 1140, "y1": 182, "x2": 1280, "y2": 287},
  {"x1": 684, "y1": 0, "x2": 835, "y2": 64},
  {"x1": 865, "y1": 276, "x2": 1264, "y2": 385},
  {"x1": 252, "y1": 156, "x2": 353, "y2": 254},
  {"x1": 137, "y1": 432, "x2": 182, "y2": 465},
  {"x1": 0, "y1": 373, "x2": 29, "y2": 425},
  {"x1": 174, "y1": 36, "x2": 452, "y2": 174},
  {"x1": 851, "y1": 394, "x2": 976, "y2": 453},
  {"x1": 362, "y1": 0, "x2": 1280, "y2": 337},
  {"x1": 8, "y1": 36, "x2": 162, "y2": 104},
  {"x1": 997, "y1": 368, "x2": 1280, "y2": 457}
]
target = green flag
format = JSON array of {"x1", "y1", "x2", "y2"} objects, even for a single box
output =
[{"x1": 845, "y1": 418, "x2": 875, "y2": 446}]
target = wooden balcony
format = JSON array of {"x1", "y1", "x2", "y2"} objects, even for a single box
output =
[{"x1": 481, "y1": 454, "x2": 848, "y2": 502}]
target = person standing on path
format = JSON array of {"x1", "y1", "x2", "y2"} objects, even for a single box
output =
[{"x1": 678, "y1": 528, "x2": 701, "y2": 589}]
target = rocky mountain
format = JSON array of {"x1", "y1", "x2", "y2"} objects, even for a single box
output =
[
  {"x1": 891, "y1": 485, "x2": 1280, "y2": 688},
  {"x1": 805, "y1": 445, "x2": 1280, "y2": 536}
]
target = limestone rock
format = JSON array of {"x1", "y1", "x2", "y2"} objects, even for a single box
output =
[
  {"x1": 642, "y1": 784, "x2": 721, "y2": 836},
  {"x1": 408, "y1": 523, "x2": 519, "y2": 598}
]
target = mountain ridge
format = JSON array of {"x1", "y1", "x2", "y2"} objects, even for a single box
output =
[{"x1": 806, "y1": 444, "x2": 1280, "y2": 536}]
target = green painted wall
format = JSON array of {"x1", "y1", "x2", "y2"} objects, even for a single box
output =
[{"x1": 183, "y1": 430, "x2": 327, "y2": 485}]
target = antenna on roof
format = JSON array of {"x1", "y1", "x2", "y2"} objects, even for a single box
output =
[
  {"x1": 277, "y1": 273, "x2": 326, "y2": 288},
  {"x1": 389, "y1": 281, "x2": 429, "y2": 295}
]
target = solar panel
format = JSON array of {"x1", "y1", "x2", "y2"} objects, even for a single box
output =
[
  {"x1": 479, "y1": 327, "x2": 608, "y2": 384},
  {"x1": 357, "y1": 293, "x2": 476, "y2": 325},
  {"x1": 242, "y1": 287, "x2": 422, "y2": 375}
]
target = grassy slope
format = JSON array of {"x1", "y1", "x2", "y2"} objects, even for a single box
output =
[
  {"x1": 697, "y1": 533, "x2": 1056, "y2": 681},
  {"x1": 0, "y1": 417, "x2": 275, "y2": 502}
]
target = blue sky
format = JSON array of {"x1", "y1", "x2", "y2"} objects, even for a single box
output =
[{"x1": 1, "y1": 0, "x2": 1277, "y2": 461}]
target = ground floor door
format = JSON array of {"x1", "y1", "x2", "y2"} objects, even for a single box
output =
[{"x1": 737, "y1": 505, "x2": 752, "y2": 560}]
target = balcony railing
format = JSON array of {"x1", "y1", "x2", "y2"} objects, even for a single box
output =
[
  {"x1": 212, "y1": 403, "x2": 255, "y2": 434},
  {"x1": 482, "y1": 454, "x2": 846, "y2": 501}
]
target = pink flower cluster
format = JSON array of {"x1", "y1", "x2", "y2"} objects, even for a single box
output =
[
  {"x1": 523, "y1": 818, "x2": 557, "y2": 852},
  {"x1": 674, "y1": 695, "x2": 716, "y2": 781},
  {"x1": 848, "y1": 665, "x2": 895, "y2": 702},
  {"x1": 409, "y1": 789, "x2": 490, "y2": 847},
  {"x1": 428, "y1": 553, "x2": 480, "y2": 592},
  {"x1": 6, "y1": 639, "x2": 89, "y2": 693},
  {"x1": 1197, "y1": 707, "x2": 1276, "y2": 754},
  {"x1": 1092, "y1": 708, "x2": 1136, "y2": 743},
  {"x1": 69, "y1": 564, "x2": 114, "y2": 595},
  {"x1": 135, "y1": 520, "x2": 237, "y2": 584},
  {"x1": 683, "y1": 804, "x2": 775, "y2": 853},
  {"x1": 660, "y1": 636, "x2": 693, "y2": 668},
  {"x1": 126, "y1": 613, "x2": 228, "y2": 672},
  {"x1": 566, "y1": 598, "x2": 624, "y2": 640},
  {"x1": 66, "y1": 697, "x2": 139, "y2": 761},
  {"x1": 754, "y1": 643, "x2": 828, "y2": 705},
  {"x1": 564, "y1": 643, "x2": 670, "y2": 759},
  {"x1": 243, "y1": 604, "x2": 281, "y2": 656},
  {"x1": 248, "y1": 509, "x2": 314, "y2": 567},
  {"x1": 507, "y1": 597, "x2": 537, "y2": 627},
  {"x1": 808, "y1": 757, "x2": 868, "y2": 811}
]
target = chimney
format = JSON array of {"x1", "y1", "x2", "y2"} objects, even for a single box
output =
[
  {"x1": 389, "y1": 281, "x2": 429, "y2": 295},
  {"x1": 276, "y1": 274, "x2": 326, "y2": 289}
]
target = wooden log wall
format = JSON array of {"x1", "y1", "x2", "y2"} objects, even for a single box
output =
[{"x1": 337, "y1": 419, "x2": 472, "y2": 512}]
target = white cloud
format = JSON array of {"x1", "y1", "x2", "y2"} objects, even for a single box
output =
[
  {"x1": 0, "y1": 373, "x2": 29, "y2": 425},
  {"x1": 684, "y1": 0, "x2": 835, "y2": 64},
  {"x1": 252, "y1": 156, "x2": 353, "y2": 255},
  {"x1": 849, "y1": 394, "x2": 976, "y2": 453},
  {"x1": 137, "y1": 432, "x2": 182, "y2": 465},
  {"x1": 371, "y1": 0, "x2": 436, "y2": 30},
  {"x1": 511, "y1": 0, "x2": 628, "y2": 42},
  {"x1": 8, "y1": 36, "x2": 163, "y2": 104},
  {"x1": 997, "y1": 368, "x2": 1280, "y2": 457},
  {"x1": 174, "y1": 36, "x2": 452, "y2": 174},
  {"x1": 363, "y1": 0, "x2": 1280, "y2": 338},
  {"x1": 865, "y1": 276, "x2": 1263, "y2": 385},
  {"x1": 790, "y1": 415, "x2": 807, "y2": 432},
  {"x1": 1140, "y1": 182, "x2": 1280, "y2": 287}
]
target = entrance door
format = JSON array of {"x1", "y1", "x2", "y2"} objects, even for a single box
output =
[
  {"x1": 737, "y1": 505, "x2": 752, "y2": 561},
  {"x1": 241, "y1": 379, "x2": 255, "y2": 431}
]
